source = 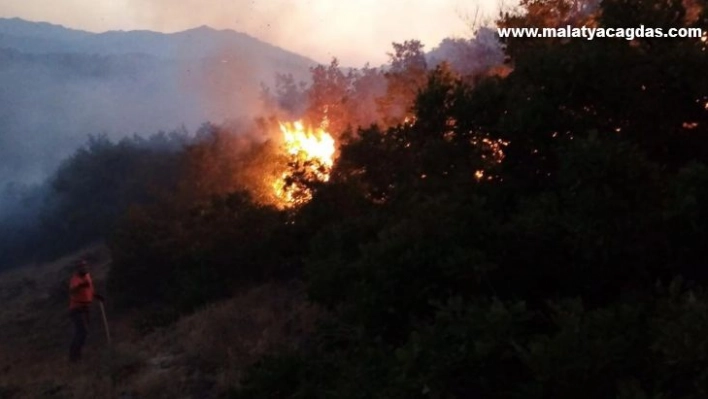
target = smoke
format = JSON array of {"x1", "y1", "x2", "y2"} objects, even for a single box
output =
[
  {"x1": 426, "y1": 27, "x2": 505, "y2": 77},
  {"x1": 121, "y1": 0, "x2": 482, "y2": 67},
  {"x1": 0, "y1": 17, "x2": 320, "y2": 186},
  {"x1": 0, "y1": 1, "x2": 506, "y2": 188},
  {"x1": 0, "y1": 50, "x2": 203, "y2": 184},
  {"x1": 177, "y1": 39, "x2": 309, "y2": 131}
]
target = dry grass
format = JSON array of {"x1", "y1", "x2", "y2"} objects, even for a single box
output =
[
  {"x1": 125, "y1": 281, "x2": 321, "y2": 398},
  {"x1": 0, "y1": 246, "x2": 321, "y2": 398},
  {"x1": 0, "y1": 244, "x2": 119, "y2": 398}
]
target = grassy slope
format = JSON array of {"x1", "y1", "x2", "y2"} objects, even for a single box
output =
[{"x1": 0, "y1": 245, "x2": 319, "y2": 399}]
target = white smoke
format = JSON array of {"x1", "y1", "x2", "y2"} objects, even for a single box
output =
[{"x1": 427, "y1": 27, "x2": 505, "y2": 77}]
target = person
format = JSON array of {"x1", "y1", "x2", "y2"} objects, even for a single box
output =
[{"x1": 68, "y1": 258, "x2": 104, "y2": 362}]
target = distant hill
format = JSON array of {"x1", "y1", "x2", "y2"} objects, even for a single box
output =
[
  {"x1": 0, "y1": 18, "x2": 318, "y2": 62},
  {"x1": 0, "y1": 18, "x2": 319, "y2": 184}
]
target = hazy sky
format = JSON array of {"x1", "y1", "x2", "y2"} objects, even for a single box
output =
[{"x1": 0, "y1": 0, "x2": 503, "y2": 65}]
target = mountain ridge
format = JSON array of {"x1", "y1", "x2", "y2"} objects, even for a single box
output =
[
  {"x1": 0, "y1": 17, "x2": 321, "y2": 64},
  {"x1": 0, "y1": 17, "x2": 319, "y2": 184}
]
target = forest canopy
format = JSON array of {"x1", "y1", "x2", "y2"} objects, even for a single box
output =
[{"x1": 3, "y1": 0, "x2": 708, "y2": 397}]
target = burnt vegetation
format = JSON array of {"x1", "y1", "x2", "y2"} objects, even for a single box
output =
[{"x1": 2, "y1": 0, "x2": 708, "y2": 397}]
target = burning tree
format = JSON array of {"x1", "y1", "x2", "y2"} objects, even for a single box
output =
[{"x1": 270, "y1": 120, "x2": 336, "y2": 208}]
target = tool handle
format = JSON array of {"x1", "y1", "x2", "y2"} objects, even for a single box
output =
[{"x1": 99, "y1": 301, "x2": 112, "y2": 345}]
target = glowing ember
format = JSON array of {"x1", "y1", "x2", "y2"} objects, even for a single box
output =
[{"x1": 272, "y1": 120, "x2": 336, "y2": 207}]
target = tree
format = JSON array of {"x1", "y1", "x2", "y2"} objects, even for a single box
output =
[
  {"x1": 376, "y1": 40, "x2": 429, "y2": 127},
  {"x1": 305, "y1": 58, "x2": 353, "y2": 134}
]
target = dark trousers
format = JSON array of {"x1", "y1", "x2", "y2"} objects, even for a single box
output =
[{"x1": 69, "y1": 307, "x2": 89, "y2": 362}]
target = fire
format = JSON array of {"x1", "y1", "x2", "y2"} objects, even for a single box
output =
[{"x1": 271, "y1": 120, "x2": 336, "y2": 207}]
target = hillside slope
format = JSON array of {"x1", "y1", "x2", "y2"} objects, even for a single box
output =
[{"x1": 0, "y1": 245, "x2": 319, "y2": 398}]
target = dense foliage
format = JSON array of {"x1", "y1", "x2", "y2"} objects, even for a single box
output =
[
  {"x1": 0, "y1": 130, "x2": 188, "y2": 268},
  {"x1": 230, "y1": 0, "x2": 708, "y2": 397},
  {"x1": 4, "y1": 0, "x2": 708, "y2": 396}
]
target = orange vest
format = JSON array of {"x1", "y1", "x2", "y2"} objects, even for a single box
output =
[{"x1": 69, "y1": 273, "x2": 94, "y2": 309}]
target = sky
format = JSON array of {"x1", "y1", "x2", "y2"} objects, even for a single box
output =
[{"x1": 0, "y1": 0, "x2": 504, "y2": 65}]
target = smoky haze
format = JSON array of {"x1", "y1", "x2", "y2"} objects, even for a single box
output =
[
  {"x1": 0, "y1": 0, "x2": 484, "y2": 66},
  {"x1": 0, "y1": 18, "x2": 317, "y2": 185},
  {"x1": 0, "y1": 14, "x2": 506, "y2": 269}
]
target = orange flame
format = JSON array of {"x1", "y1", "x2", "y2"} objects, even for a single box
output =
[{"x1": 272, "y1": 120, "x2": 336, "y2": 207}]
